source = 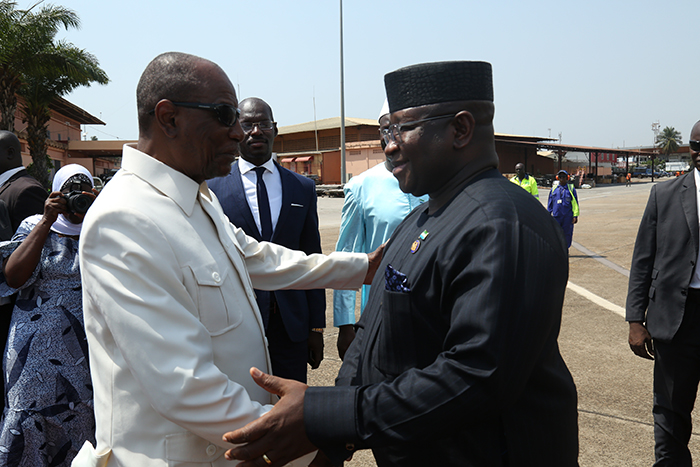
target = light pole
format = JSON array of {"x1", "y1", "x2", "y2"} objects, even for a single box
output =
[
  {"x1": 339, "y1": 0, "x2": 346, "y2": 184},
  {"x1": 651, "y1": 121, "x2": 660, "y2": 183}
]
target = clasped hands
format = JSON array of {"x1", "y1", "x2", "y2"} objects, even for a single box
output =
[
  {"x1": 222, "y1": 368, "x2": 327, "y2": 467},
  {"x1": 221, "y1": 243, "x2": 385, "y2": 465}
]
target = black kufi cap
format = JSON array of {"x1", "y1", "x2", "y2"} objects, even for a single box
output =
[{"x1": 384, "y1": 61, "x2": 493, "y2": 112}]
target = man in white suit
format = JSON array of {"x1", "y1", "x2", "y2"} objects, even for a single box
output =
[{"x1": 72, "y1": 52, "x2": 374, "y2": 467}]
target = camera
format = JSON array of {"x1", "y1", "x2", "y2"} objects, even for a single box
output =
[{"x1": 64, "y1": 191, "x2": 93, "y2": 214}]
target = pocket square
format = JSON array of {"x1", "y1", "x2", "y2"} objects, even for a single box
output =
[
  {"x1": 385, "y1": 264, "x2": 411, "y2": 292},
  {"x1": 291, "y1": 203, "x2": 304, "y2": 208}
]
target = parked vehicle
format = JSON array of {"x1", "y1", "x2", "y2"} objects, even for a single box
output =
[
  {"x1": 632, "y1": 168, "x2": 665, "y2": 179},
  {"x1": 632, "y1": 167, "x2": 647, "y2": 178},
  {"x1": 92, "y1": 177, "x2": 104, "y2": 192}
]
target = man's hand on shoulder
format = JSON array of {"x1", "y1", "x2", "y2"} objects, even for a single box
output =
[
  {"x1": 364, "y1": 242, "x2": 386, "y2": 284},
  {"x1": 628, "y1": 321, "x2": 654, "y2": 359}
]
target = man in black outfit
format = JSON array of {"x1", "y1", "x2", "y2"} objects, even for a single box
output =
[
  {"x1": 0, "y1": 130, "x2": 47, "y2": 408},
  {"x1": 627, "y1": 120, "x2": 700, "y2": 466},
  {"x1": 224, "y1": 61, "x2": 579, "y2": 467}
]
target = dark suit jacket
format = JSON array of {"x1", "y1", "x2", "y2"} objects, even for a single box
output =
[
  {"x1": 304, "y1": 169, "x2": 578, "y2": 466},
  {"x1": 626, "y1": 172, "x2": 699, "y2": 341},
  {"x1": 207, "y1": 161, "x2": 325, "y2": 342},
  {"x1": 0, "y1": 169, "x2": 47, "y2": 239}
]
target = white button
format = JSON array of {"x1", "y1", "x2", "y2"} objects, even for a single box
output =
[
  {"x1": 206, "y1": 444, "x2": 217, "y2": 456},
  {"x1": 212, "y1": 272, "x2": 221, "y2": 282}
]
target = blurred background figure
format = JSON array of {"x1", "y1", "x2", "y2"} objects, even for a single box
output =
[
  {"x1": 510, "y1": 162, "x2": 539, "y2": 198},
  {"x1": 547, "y1": 169, "x2": 579, "y2": 249},
  {"x1": 0, "y1": 164, "x2": 96, "y2": 467},
  {"x1": 333, "y1": 100, "x2": 426, "y2": 359}
]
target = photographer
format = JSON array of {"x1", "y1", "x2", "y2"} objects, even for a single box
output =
[{"x1": 0, "y1": 164, "x2": 96, "y2": 466}]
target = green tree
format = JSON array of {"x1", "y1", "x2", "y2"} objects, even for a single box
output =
[
  {"x1": 656, "y1": 126, "x2": 682, "y2": 159},
  {"x1": 0, "y1": 1, "x2": 80, "y2": 132},
  {"x1": 20, "y1": 42, "x2": 108, "y2": 188}
]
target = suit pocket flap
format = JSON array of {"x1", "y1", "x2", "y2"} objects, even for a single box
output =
[
  {"x1": 189, "y1": 261, "x2": 228, "y2": 287},
  {"x1": 165, "y1": 432, "x2": 225, "y2": 462}
]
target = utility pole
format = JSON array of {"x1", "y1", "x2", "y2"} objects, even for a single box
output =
[
  {"x1": 339, "y1": 0, "x2": 346, "y2": 184},
  {"x1": 651, "y1": 121, "x2": 660, "y2": 183}
]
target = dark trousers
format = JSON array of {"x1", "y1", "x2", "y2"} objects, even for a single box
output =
[
  {"x1": 653, "y1": 289, "x2": 700, "y2": 466},
  {"x1": 266, "y1": 299, "x2": 308, "y2": 384}
]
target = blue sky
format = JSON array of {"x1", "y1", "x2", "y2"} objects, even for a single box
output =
[{"x1": 34, "y1": 0, "x2": 700, "y2": 148}]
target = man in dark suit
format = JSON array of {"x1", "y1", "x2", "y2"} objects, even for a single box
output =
[
  {"x1": 223, "y1": 61, "x2": 579, "y2": 467},
  {"x1": 627, "y1": 119, "x2": 700, "y2": 465},
  {"x1": 0, "y1": 130, "x2": 47, "y2": 408},
  {"x1": 208, "y1": 97, "x2": 325, "y2": 383},
  {"x1": 0, "y1": 131, "x2": 47, "y2": 238}
]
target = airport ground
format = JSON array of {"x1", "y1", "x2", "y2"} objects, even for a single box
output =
[{"x1": 306, "y1": 176, "x2": 699, "y2": 466}]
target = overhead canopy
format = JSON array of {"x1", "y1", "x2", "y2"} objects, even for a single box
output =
[
  {"x1": 50, "y1": 96, "x2": 105, "y2": 125},
  {"x1": 295, "y1": 156, "x2": 313, "y2": 162},
  {"x1": 280, "y1": 157, "x2": 295, "y2": 163},
  {"x1": 499, "y1": 139, "x2": 658, "y2": 157}
]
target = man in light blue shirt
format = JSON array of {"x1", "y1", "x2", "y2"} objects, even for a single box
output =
[{"x1": 333, "y1": 102, "x2": 426, "y2": 358}]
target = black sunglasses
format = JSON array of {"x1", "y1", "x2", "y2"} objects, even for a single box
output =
[
  {"x1": 690, "y1": 140, "x2": 700, "y2": 152},
  {"x1": 149, "y1": 101, "x2": 240, "y2": 127}
]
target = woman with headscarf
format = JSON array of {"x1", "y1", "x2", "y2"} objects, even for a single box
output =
[{"x1": 0, "y1": 164, "x2": 97, "y2": 466}]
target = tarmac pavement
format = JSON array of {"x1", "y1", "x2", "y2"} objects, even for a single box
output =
[{"x1": 306, "y1": 177, "x2": 695, "y2": 466}]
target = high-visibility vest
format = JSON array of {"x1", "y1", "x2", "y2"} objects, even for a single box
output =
[
  {"x1": 510, "y1": 174, "x2": 539, "y2": 198},
  {"x1": 551, "y1": 181, "x2": 579, "y2": 217}
]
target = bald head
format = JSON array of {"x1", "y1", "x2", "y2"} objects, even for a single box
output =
[
  {"x1": 136, "y1": 52, "x2": 222, "y2": 135},
  {"x1": 240, "y1": 98, "x2": 274, "y2": 121},
  {"x1": 0, "y1": 131, "x2": 23, "y2": 173},
  {"x1": 238, "y1": 97, "x2": 278, "y2": 166},
  {"x1": 690, "y1": 120, "x2": 700, "y2": 173}
]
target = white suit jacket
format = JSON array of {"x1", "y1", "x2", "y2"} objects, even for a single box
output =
[{"x1": 74, "y1": 144, "x2": 367, "y2": 467}]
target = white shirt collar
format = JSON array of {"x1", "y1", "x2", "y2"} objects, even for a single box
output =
[
  {"x1": 121, "y1": 144, "x2": 202, "y2": 216},
  {"x1": 238, "y1": 157, "x2": 277, "y2": 176},
  {"x1": 0, "y1": 166, "x2": 26, "y2": 188}
]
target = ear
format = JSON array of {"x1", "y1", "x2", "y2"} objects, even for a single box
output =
[
  {"x1": 153, "y1": 99, "x2": 179, "y2": 139},
  {"x1": 451, "y1": 110, "x2": 475, "y2": 150},
  {"x1": 272, "y1": 122, "x2": 279, "y2": 138}
]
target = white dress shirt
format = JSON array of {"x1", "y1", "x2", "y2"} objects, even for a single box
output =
[
  {"x1": 238, "y1": 157, "x2": 282, "y2": 235},
  {"x1": 0, "y1": 166, "x2": 25, "y2": 188}
]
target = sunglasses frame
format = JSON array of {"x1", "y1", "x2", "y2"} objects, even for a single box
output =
[
  {"x1": 148, "y1": 101, "x2": 240, "y2": 127},
  {"x1": 170, "y1": 102, "x2": 240, "y2": 127}
]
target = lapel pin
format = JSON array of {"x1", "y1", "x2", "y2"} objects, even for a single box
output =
[{"x1": 410, "y1": 239, "x2": 420, "y2": 253}]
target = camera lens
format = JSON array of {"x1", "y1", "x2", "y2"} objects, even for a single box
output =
[{"x1": 66, "y1": 192, "x2": 93, "y2": 214}]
